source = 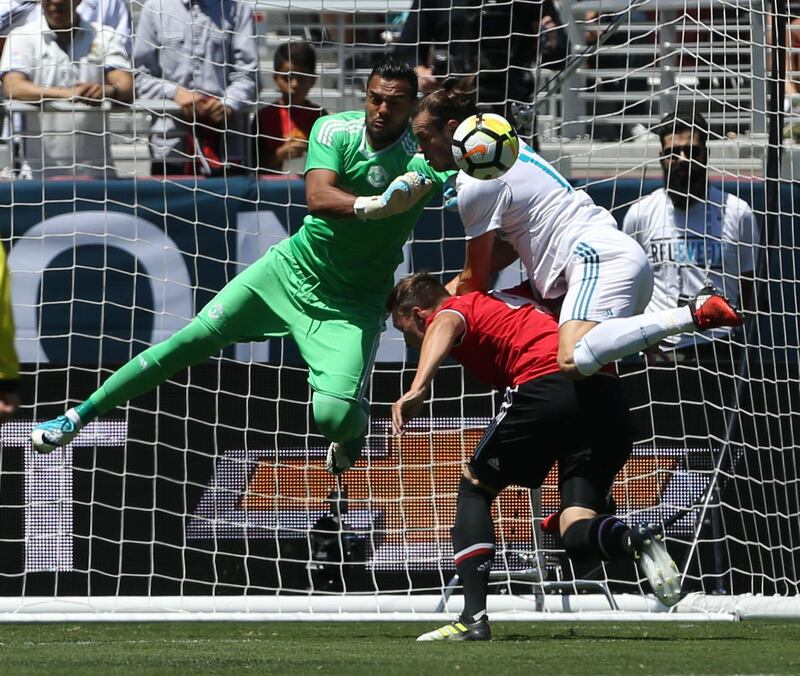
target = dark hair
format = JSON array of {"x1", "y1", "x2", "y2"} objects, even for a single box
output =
[
  {"x1": 655, "y1": 111, "x2": 709, "y2": 147},
  {"x1": 415, "y1": 77, "x2": 477, "y2": 128},
  {"x1": 367, "y1": 57, "x2": 418, "y2": 99},
  {"x1": 274, "y1": 41, "x2": 317, "y2": 76},
  {"x1": 386, "y1": 273, "x2": 449, "y2": 314}
]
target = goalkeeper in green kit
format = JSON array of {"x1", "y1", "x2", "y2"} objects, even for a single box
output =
[{"x1": 31, "y1": 59, "x2": 450, "y2": 474}]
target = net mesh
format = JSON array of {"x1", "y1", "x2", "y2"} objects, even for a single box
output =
[{"x1": 0, "y1": 0, "x2": 798, "y2": 614}]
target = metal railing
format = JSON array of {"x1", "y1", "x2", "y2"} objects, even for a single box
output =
[
  {"x1": 560, "y1": 0, "x2": 768, "y2": 140},
  {"x1": 2, "y1": 99, "x2": 256, "y2": 176}
]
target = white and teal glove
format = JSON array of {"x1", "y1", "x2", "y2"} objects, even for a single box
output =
[
  {"x1": 353, "y1": 171, "x2": 433, "y2": 220},
  {"x1": 442, "y1": 174, "x2": 459, "y2": 212}
]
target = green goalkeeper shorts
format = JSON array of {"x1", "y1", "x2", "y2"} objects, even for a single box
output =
[{"x1": 198, "y1": 240, "x2": 383, "y2": 402}]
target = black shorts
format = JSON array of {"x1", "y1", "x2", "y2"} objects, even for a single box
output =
[{"x1": 469, "y1": 371, "x2": 634, "y2": 512}]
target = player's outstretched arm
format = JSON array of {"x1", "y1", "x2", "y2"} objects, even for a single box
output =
[
  {"x1": 306, "y1": 169, "x2": 360, "y2": 219},
  {"x1": 391, "y1": 312, "x2": 465, "y2": 435},
  {"x1": 306, "y1": 169, "x2": 432, "y2": 221},
  {"x1": 446, "y1": 230, "x2": 496, "y2": 296}
]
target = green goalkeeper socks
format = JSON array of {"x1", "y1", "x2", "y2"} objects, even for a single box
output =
[
  {"x1": 72, "y1": 315, "x2": 370, "y2": 448},
  {"x1": 73, "y1": 400, "x2": 98, "y2": 425},
  {"x1": 76, "y1": 314, "x2": 229, "y2": 420}
]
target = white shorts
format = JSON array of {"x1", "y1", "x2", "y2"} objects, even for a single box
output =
[{"x1": 558, "y1": 227, "x2": 653, "y2": 325}]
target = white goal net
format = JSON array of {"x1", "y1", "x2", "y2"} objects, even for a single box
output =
[{"x1": 0, "y1": 0, "x2": 798, "y2": 621}]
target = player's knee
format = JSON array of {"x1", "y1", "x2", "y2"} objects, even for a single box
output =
[
  {"x1": 559, "y1": 506, "x2": 598, "y2": 536},
  {"x1": 457, "y1": 475, "x2": 496, "y2": 502},
  {"x1": 149, "y1": 317, "x2": 226, "y2": 371},
  {"x1": 568, "y1": 341, "x2": 604, "y2": 378},
  {"x1": 312, "y1": 392, "x2": 367, "y2": 443}
]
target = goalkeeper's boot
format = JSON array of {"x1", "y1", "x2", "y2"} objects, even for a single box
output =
[
  {"x1": 326, "y1": 435, "x2": 364, "y2": 475},
  {"x1": 325, "y1": 399, "x2": 369, "y2": 475},
  {"x1": 690, "y1": 286, "x2": 743, "y2": 330},
  {"x1": 30, "y1": 414, "x2": 81, "y2": 454},
  {"x1": 416, "y1": 615, "x2": 491, "y2": 642},
  {"x1": 629, "y1": 522, "x2": 682, "y2": 607}
]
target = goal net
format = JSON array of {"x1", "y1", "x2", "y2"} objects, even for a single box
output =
[{"x1": 0, "y1": 0, "x2": 798, "y2": 621}]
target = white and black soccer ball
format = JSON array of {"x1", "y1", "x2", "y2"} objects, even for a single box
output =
[{"x1": 452, "y1": 113, "x2": 520, "y2": 180}]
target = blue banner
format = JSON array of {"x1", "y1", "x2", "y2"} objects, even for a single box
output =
[
  {"x1": 0, "y1": 177, "x2": 296, "y2": 363},
  {"x1": 1, "y1": 176, "x2": 796, "y2": 365}
]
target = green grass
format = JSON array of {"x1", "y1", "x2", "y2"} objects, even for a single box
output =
[{"x1": 0, "y1": 621, "x2": 798, "y2": 675}]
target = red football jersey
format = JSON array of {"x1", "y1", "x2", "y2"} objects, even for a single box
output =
[{"x1": 427, "y1": 289, "x2": 561, "y2": 391}]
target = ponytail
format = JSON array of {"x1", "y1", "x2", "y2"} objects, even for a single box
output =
[{"x1": 417, "y1": 77, "x2": 477, "y2": 128}]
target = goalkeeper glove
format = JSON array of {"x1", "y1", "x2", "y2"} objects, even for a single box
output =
[{"x1": 353, "y1": 171, "x2": 432, "y2": 220}]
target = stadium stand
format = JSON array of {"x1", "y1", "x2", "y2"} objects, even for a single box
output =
[{"x1": 0, "y1": 0, "x2": 771, "y2": 179}]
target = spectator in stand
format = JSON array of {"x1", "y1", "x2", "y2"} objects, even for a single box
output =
[
  {"x1": 0, "y1": 0, "x2": 131, "y2": 58},
  {"x1": 133, "y1": 0, "x2": 258, "y2": 176},
  {"x1": 392, "y1": 0, "x2": 567, "y2": 118},
  {"x1": 254, "y1": 41, "x2": 327, "y2": 174},
  {"x1": 0, "y1": 0, "x2": 133, "y2": 178},
  {"x1": 622, "y1": 111, "x2": 758, "y2": 365},
  {"x1": 0, "y1": 240, "x2": 19, "y2": 424}
]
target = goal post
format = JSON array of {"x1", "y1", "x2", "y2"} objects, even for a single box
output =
[{"x1": 0, "y1": 0, "x2": 799, "y2": 621}]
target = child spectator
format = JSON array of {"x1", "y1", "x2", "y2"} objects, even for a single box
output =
[
  {"x1": 255, "y1": 41, "x2": 327, "y2": 173},
  {"x1": 1, "y1": 0, "x2": 133, "y2": 178}
]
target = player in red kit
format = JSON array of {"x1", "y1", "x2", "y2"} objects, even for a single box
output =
[{"x1": 388, "y1": 273, "x2": 682, "y2": 641}]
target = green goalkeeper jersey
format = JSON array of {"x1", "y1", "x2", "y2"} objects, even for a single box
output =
[{"x1": 287, "y1": 110, "x2": 451, "y2": 317}]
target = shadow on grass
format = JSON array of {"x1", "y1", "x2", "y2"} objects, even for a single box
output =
[
  {"x1": 345, "y1": 633, "x2": 756, "y2": 643},
  {"x1": 489, "y1": 634, "x2": 758, "y2": 642}
]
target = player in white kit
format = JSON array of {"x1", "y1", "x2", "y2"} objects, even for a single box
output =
[{"x1": 412, "y1": 80, "x2": 743, "y2": 377}]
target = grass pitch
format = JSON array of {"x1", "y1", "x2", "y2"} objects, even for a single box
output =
[{"x1": 0, "y1": 621, "x2": 798, "y2": 675}]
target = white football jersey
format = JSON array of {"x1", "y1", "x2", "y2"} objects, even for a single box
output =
[
  {"x1": 622, "y1": 186, "x2": 758, "y2": 349},
  {"x1": 456, "y1": 142, "x2": 618, "y2": 299}
]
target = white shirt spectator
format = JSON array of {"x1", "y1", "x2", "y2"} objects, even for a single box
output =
[
  {"x1": 0, "y1": 16, "x2": 131, "y2": 177},
  {"x1": 0, "y1": 0, "x2": 131, "y2": 51},
  {"x1": 622, "y1": 186, "x2": 758, "y2": 349}
]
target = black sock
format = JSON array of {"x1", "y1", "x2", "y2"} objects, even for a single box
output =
[
  {"x1": 562, "y1": 515, "x2": 632, "y2": 562},
  {"x1": 452, "y1": 478, "x2": 496, "y2": 622}
]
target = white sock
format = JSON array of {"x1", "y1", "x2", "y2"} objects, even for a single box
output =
[
  {"x1": 573, "y1": 306, "x2": 694, "y2": 376},
  {"x1": 65, "y1": 408, "x2": 84, "y2": 428}
]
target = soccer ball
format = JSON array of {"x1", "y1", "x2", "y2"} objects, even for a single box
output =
[{"x1": 452, "y1": 113, "x2": 520, "y2": 180}]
